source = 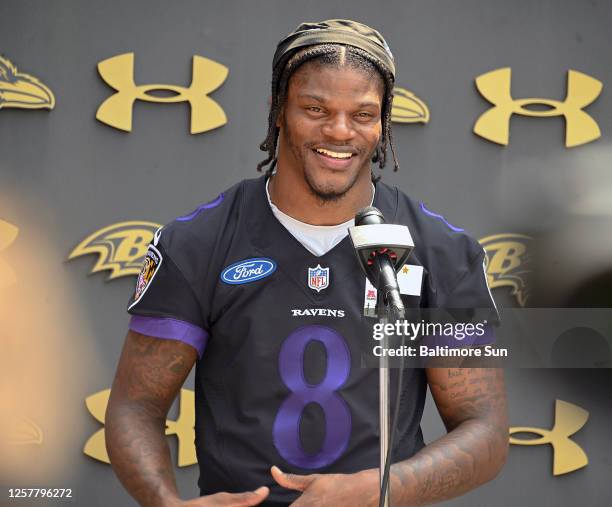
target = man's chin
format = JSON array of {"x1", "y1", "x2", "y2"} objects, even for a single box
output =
[
  {"x1": 304, "y1": 170, "x2": 360, "y2": 203},
  {"x1": 306, "y1": 178, "x2": 353, "y2": 203}
]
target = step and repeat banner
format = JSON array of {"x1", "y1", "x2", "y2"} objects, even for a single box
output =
[{"x1": 1, "y1": 1, "x2": 611, "y2": 506}]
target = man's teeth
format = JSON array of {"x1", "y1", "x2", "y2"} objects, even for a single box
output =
[{"x1": 315, "y1": 148, "x2": 353, "y2": 159}]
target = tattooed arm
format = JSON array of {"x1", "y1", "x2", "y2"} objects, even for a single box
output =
[
  {"x1": 105, "y1": 330, "x2": 197, "y2": 506},
  {"x1": 389, "y1": 367, "x2": 509, "y2": 506},
  {"x1": 105, "y1": 331, "x2": 269, "y2": 507}
]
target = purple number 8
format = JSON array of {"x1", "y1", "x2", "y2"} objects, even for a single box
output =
[{"x1": 272, "y1": 325, "x2": 352, "y2": 469}]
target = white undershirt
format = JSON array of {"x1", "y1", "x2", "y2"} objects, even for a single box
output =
[{"x1": 266, "y1": 178, "x2": 375, "y2": 257}]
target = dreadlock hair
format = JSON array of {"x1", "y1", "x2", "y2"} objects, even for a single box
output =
[{"x1": 257, "y1": 44, "x2": 399, "y2": 181}]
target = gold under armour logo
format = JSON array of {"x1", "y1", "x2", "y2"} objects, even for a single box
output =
[
  {"x1": 509, "y1": 399, "x2": 589, "y2": 475},
  {"x1": 474, "y1": 68, "x2": 602, "y2": 147},
  {"x1": 84, "y1": 388, "x2": 196, "y2": 467},
  {"x1": 96, "y1": 53, "x2": 228, "y2": 134},
  {"x1": 0, "y1": 219, "x2": 19, "y2": 289}
]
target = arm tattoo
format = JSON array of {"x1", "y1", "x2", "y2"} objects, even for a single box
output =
[
  {"x1": 106, "y1": 331, "x2": 197, "y2": 507},
  {"x1": 390, "y1": 368, "x2": 508, "y2": 506}
]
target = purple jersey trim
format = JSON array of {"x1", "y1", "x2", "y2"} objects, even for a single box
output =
[
  {"x1": 421, "y1": 323, "x2": 496, "y2": 348},
  {"x1": 129, "y1": 315, "x2": 208, "y2": 359},
  {"x1": 176, "y1": 193, "x2": 224, "y2": 222},
  {"x1": 419, "y1": 202, "x2": 464, "y2": 232}
]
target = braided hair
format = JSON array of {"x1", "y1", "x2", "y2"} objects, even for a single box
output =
[{"x1": 257, "y1": 44, "x2": 399, "y2": 180}]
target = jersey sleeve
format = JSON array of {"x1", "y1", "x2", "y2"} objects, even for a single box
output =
[
  {"x1": 126, "y1": 240, "x2": 208, "y2": 358},
  {"x1": 435, "y1": 249, "x2": 499, "y2": 346},
  {"x1": 444, "y1": 250, "x2": 498, "y2": 314}
]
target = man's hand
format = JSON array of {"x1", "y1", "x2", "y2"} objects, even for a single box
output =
[
  {"x1": 271, "y1": 466, "x2": 379, "y2": 507},
  {"x1": 168, "y1": 487, "x2": 269, "y2": 507}
]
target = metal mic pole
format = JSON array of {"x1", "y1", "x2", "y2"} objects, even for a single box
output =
[
  {"x1": 347, "y1": 208, "x2": 413, "y2": 507},
  {"x1": 378, "y1": 301, "x2": 391, "y2": 507}
]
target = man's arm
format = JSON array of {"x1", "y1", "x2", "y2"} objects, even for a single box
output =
[
  {"x1": 106, "y1": 330, "x2": 270, "y2": 507},
  {"x1": 106, "y1": 330, "x2": 198, "y2": 507},
  {"x1": 389, "y1": 367, "x2": 508, "y2": 506}
]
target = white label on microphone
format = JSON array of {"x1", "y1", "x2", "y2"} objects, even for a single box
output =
[
  {"x1": 363, "y1": 264, "x2": 423, "y2": 315},
  {"x1": 364, "y1": 277, "x2": 378, "y2": 315},
  {"x1": 397, "y1": 264, "x2": 423, "y2": 296}
]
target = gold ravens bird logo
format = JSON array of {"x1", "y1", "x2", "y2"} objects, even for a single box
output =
[
  {"x1": 69, "y1": 221, "x2": 162, "y2": 280},
  {"x1": 7, "y1": 415, "x2": 43, "y2": 445},
  {"x1": 391, "y1": 86, "x2": 429, "y2": 123},
  {"x1": 479, "y1": 233, "x2": 531, "y2": 307},
  {"x1": 0, "y1": 55, "x2": 55, "y2": 110},
  {"x1": 84, "y1": 388, "x2": 196, "y2": 467},
  {"x1": 0, "y1": 219, "x2": 19, "y2": 289}
]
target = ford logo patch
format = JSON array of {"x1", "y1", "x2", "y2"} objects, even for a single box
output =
[{"x1": 221, "y1": 258, "x2": 276, "y2": 285}]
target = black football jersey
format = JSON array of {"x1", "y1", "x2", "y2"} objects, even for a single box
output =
[{"x1": 127, "y1": 175, "x2": 496, "y2": 504}]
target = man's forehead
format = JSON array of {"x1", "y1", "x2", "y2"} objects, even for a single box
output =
[{"x1": 288, "y1": 62, "x2": 385, "y2": 99}]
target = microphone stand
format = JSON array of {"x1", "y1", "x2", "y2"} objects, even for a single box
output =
[
  {"x1": 375, "y1": 258, "x2": 406, "y2": 507},
  {"x1": 347, "y1": 207, "x2": 414, "y2": 507},
  {"x1": 378, "y1": 302, "x2": 392, "y2": 507}
]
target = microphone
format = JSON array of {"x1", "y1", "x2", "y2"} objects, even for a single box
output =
[
  {"x1": 349, "y1": 206, "x2": 414, "y2": 316},
  {"x1": 349, "y1": 207, "x2": 415, "y2": 507}
]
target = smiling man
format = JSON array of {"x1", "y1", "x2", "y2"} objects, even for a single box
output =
[{"x1": 106, "y1": 20, "x2": 508, "y2": 507}]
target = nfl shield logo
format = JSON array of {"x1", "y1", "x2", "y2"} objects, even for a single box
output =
[{"x1": 308, "y1": 264, "x2": 330, "y2": 292}]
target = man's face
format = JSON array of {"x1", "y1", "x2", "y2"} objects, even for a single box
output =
[{"x1": 277, "y1": 61, "x2": 384, "y2": 201}]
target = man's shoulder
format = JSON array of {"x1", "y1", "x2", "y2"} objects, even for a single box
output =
[
  {"x1": 156, "y1": 177, "x2": 260, "y2": 253},
  {"x1": 378, "y1": 180, "x2": 485, "y2": 293},
  {"x1": 377, "y1": 181, "x2": 481, "y2": 256}
]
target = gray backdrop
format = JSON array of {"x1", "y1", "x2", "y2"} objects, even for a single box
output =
[{"x1": 1, "y1": 0, "x2": 611, "y2": 505}]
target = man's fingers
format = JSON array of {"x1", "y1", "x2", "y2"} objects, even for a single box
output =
[
  {"x1": 206, "y1": 486, "x2": 269, "y2": 506},
  {"x1": 231, "y1": 487, "x2": 270, "y2": 506},
  {"x1": 271, "y1": 465, "x2": 317, "y2": 492}
]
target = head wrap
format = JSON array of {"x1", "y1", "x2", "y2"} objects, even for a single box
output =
[{"x1": 272, "y1": 19, "x2": 395, "y2": 79}]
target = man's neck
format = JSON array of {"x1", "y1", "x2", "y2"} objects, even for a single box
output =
[{"x1": 268, "y1": 168, "x2": 374, "y2": 226}]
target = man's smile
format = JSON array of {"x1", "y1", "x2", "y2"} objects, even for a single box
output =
[
  {"x1": 310, "y1": 145, "x2": 360, "y2": 171},
  {"x1": 313, "y1": 147, "x2": 355, "y2": 159}
]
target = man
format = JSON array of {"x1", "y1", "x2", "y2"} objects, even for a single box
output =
[{"x1": 106, "y1": 19, "x2": 508, "y2": 507}]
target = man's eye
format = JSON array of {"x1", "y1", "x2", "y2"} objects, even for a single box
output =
[
  {"x1": 307, "y1": 106, "x2": 323, "y2": 113},
  {"x1": 357, "y1": 112, "x2": 373, "y2": 118}
]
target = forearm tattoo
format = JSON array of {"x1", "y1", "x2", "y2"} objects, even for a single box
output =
[
  {"x1": 106, "y1": 332, "x2": 196, "y2": 507},
  {"x1": 390, "y1": 368, "x2": 508, "y2": 506}
]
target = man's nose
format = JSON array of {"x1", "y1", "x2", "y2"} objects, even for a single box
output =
[{"x1": 321, "y1": 113, "x2": 355, "y2": 142}]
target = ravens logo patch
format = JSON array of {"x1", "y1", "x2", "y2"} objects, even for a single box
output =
[{"x1": 129, "y1": 245, "x2": 162, "y2": 309}]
